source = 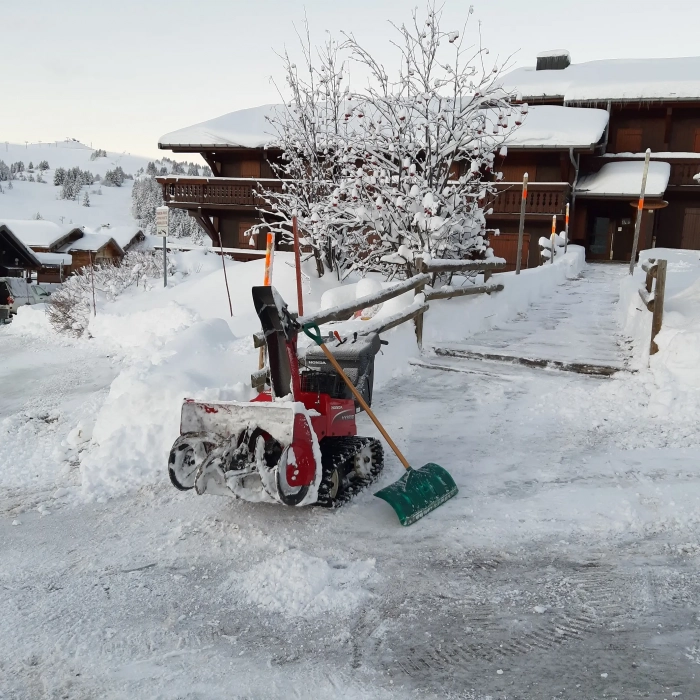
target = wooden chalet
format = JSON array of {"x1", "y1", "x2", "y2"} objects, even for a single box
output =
[
  {"x1": 497, "y1": 53, "x2": 700, "y2": 261},
  {"x1": 158, "y1": 54, "x2": 700, "y2": 267},
  {"x1": 158, "y1": 105, "x2": 281, "y2": 260}
]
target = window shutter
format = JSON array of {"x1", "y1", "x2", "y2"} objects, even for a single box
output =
[{"x1": 240, "y1": 160, "x2": 261, "y2": 178}]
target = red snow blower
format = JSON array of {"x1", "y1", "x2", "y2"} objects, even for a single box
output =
[{"x1": 167, "y1": 286, "x2": 385, "y2": 507}]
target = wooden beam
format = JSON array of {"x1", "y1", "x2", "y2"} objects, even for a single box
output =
[
  {"x1": 357, "y1": 303, "x2": 429, "y2": 336},
  {"x1": 434, "y1": 347, "x2": 625, "y2": 377},
  {"x1": 417, "y1": 259, "x2": 507, "y2": 274},
  {"x1": 299, "y1": 273, "x2": 431, "y2": 327},
  {"x1": 188, "y1": 209, "x2": 218, "y2": 241},
  {"x1": 425, "y1": 283, "x2": 504, "y2": 301},
  {"x1": 201, "y1": 152, "x2": 221, "y2": 177}
]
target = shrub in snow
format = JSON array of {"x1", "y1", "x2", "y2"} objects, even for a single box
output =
[
  {"x1": 255, "y1": 3, "x2": 518, "y2": 280},
  {"x1": 47, "y1": 251, "x2": 176, "y2": 337}
]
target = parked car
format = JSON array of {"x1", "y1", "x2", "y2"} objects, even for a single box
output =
[{"x1": 0, "y1": 278, "x2": 51, "y2": 322}]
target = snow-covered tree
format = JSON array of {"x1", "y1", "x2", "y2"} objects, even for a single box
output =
[
  {"x1": 251, "y1": 25, "x2": 353, "y2": 276},
  {"x1": 54, "y1": 167, "x2": 67, "y2": 186},
  {"x1": 83, "y1": 191, "x2": 90, "y2": 207},
  {"x1": 255, "y1": 3, "x2": 519, "y2": 279},
  {"x1": 187, "y1": 163, "x2": 200, "y2": 176},
  {"x1": 28, "y1": 161, "x2": 34, "y2": 171},
  {"x1": 146, "y1": 161, "x2": 158, "y2": 177},
  {"x1": 38, "y1": 160, "x2": 49, "y2": 171}
]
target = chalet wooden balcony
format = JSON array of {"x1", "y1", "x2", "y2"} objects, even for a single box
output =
[
  {"x1": 485, "y1": 182, "x2": 570, "y2": 217},
  {"x1": 669, "y1": 161, "x2": 700, "y2": 187},
  {"x1": 157, "y1": 177, "x2": 284, "y2": 210}
]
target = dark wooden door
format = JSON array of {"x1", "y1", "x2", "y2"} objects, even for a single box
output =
[
  {"x1": 588, "y1": 216, "x2": 614, "y2": 259},
  {"x1": 612, "y1": 216, "x2": 636, "y2": 261},
  {"x1": 681, "y1": 208, "x2": 700, "y2": 249},
  {"x1": 240, "y1": 160, "x2": 261, "y2": 178}
]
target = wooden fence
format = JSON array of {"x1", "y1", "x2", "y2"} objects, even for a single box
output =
[
  {"x1": 251, "y1": 259, "x2": 506, "y2": 388},
  {"x1": 638, "y1": 258, "x2": 667, "y2": 355}
]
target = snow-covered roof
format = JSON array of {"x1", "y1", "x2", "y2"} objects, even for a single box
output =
[
  {"x1": 576, "y1": 161, "x2": 671, "y2": 198},
  {"x1": 0, "y1": 219, "x2": 80, "y2": 249},
  {"x1": 160, "y1": 101, "x2": 607, "y2": 153},
  {"x1": 159, "y1": 104, "x2": 278, "y2": 150},
  {"x1": 536, "y1": 49, "x2": 571, "y2": 60},
  {"x1": 504, "y1": 105, "x2": 608, "y2": 149},
  {"x1": 58, "y1": 232, "x2": 124, "y2": 254},
  {"x1": 93, "y1": 226, "x2": 143, "y2": 250},
  {"x1": 34, "y1": 252, "x2": 73, "y2": 266},
  {"x1": 503, "y1": 56, "x2": 700, "y2": 103}
]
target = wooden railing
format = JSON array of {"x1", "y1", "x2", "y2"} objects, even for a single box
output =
[
  {"x1": 638, "y1": 258, "x2": 667, "y2": 355},
  {"x1": 157, "y1": 177, "x2": 284, "y2": 208},
  {"x1": 669, "y1": 161, "x2": 700, "y2": 187},
  {"x1": 486, "y1": 182, "x2": 570, "y2": 216}
]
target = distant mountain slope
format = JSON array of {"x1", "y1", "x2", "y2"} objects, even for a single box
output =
[{"x1": 0, "y1": 141, "x2": 204, "y2": 232}]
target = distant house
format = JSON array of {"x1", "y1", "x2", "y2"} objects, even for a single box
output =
[
  {"x1": 0, "y1": 223, "x2": 42, "y2": 277},
  {"x1": 158, "y1": 54, "x2": 700, "y2": 267},
  {"x1": 0, "y1": 219, "x2": 144, "y2": 282}
]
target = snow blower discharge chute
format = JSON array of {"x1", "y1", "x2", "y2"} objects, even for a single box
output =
[{"x1": 167, "y1": 286, "x2": 457, "y2": 525}]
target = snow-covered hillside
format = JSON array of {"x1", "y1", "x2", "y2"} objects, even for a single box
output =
[{"x1": 0, "y1": 140, "x2": 204, "y2": 232}]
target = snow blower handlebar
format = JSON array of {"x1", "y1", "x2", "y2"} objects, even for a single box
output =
[{"x1": 302, "y1": 323, "x2": 411, "y2": 471}]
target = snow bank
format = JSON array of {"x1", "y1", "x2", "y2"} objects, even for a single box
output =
[
  {"x1": 620, "y1": 248, "x2": 700, "y2": 418},
  {"x1": 230, "y1": 549, "x2": 376, "y2": 618}
]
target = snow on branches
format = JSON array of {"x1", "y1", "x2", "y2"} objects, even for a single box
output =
[{"x1": 256, "y1": 2, "x2": 521, "y2": 279}]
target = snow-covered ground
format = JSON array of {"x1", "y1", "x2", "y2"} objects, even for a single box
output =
[{"x1": 2, "y1": 253, "x2": 700, "y2": 698}]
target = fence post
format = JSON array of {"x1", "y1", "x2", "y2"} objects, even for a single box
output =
[
  {"x1": 650, "y1": 259, "x2": 667, "y2": 355},
  {"x1": 515, "y1": 173, "x2": 528, "y2": 275},
  {"x1": 414, "y1": 257, "x2": 425, "y2": 350}
]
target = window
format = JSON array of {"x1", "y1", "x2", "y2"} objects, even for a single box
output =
[
  {"x1": 615, "y1": 128, "x2": 643, "y2": 153},
  {"x1": 240, "y1": 160, "x2": 261, "y2": 178},
  {"x1": 693, "y1": 128, "x2": 700, "y2": 153},
  {"x1": 238, "y1": 221, "x2": 259, "y2": 247},
  {"x1": 681, "y1": 208, "x2": 700, "y2": 250}
]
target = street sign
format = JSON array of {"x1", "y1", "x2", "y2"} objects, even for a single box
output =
[{"x1": 156, "y1": 206, "x2": 169, "y2": 237}]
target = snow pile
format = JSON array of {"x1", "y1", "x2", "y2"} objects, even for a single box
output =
[
  {"x1": 620, "y1": 248, "x2": 700, "y2": 418},
  {"x1": 231, "y1": 549, "x2": 376, "y2": 618},
  {"x1": 576, "y1": 161, "x2": 671, "y2": 198},
  {"x1": 79, "y1": 318, "x2": 252, "y2": 497}
]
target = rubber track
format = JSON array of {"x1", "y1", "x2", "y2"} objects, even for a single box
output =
[{"x1": 316, "y1": 436, "x2": 384, "y2": 508}]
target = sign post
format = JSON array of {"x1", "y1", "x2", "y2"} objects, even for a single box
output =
[{"x1": 156, "y1": 206, "x2": 169, "y2": 287}]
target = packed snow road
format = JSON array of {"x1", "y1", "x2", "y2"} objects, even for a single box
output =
[{"x1": 2, "y1": 264, "x2": 700, "y2": 699}]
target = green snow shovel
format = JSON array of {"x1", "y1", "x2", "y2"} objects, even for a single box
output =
[{"x1": 302, "y1": 323, "x2": 458, "y2": 526}]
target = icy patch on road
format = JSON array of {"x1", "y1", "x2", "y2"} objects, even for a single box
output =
[{"x1": 232, "y1": 549, "x2": 377, "y2": 618}]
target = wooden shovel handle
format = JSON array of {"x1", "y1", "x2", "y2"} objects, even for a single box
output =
[{"x1": 317, "y1": 342, "x2": 411, "y2": 471}]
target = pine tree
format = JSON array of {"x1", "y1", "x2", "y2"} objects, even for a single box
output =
[
  {"x1": 83, "y1": 191, "x2": 90, "y2": 207},
  {"x1": 146, "y1": 162, "x2": 158, "y2": 176},
  {"x1": 54, "y1": 167, "x2": 67, "y2": 186},
  {"x1": 28, "y1": 161, "x2": 34, "y2": 171},
  {"x1": 28, "y1": 173, "x2": 35, "y2": 182}
]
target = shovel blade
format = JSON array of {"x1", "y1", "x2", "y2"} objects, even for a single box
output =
[{"x1": 374, "y1": 463, "x2": 458, "y2": 526}]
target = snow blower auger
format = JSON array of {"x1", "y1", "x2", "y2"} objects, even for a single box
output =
[
  {"x1": 302, "y1": 323, "x2": 458, "y2": 526},
  {"x1": 167, "y1": 286, "x2": 384, "y2": 508}
]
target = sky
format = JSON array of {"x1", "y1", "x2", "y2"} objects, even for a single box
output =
[{"x1": 3, "y1": 0, "x2": 700, "y2": 159}]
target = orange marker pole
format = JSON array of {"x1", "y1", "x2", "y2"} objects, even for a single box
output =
[
  {"x1": 551, "y1": 215, "x2": 556, "y2": 265},
  {"x1": 515, "y1": 172, "x2": 528, "y2": 275},
  {"x1": 564, "y1": 202, "x2": 570, "y2": 254},
  {"x1": 629, "y1": 148, "x2": 651, "y2": 275}
]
